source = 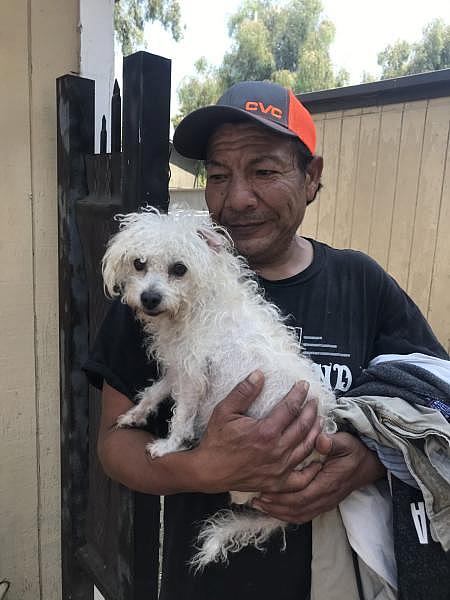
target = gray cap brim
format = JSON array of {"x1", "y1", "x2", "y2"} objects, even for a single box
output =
[{"x1": 173, "y1": 105, "x2": 298, "y2": 160}]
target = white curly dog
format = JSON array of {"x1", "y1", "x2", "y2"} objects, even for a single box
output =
[{"x1": 102, "y1": 207, "x2": 336, "y2": 570}]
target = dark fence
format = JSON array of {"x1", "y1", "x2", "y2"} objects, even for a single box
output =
[{"x1": 57, "y1": 51, "x2": 171, "y2": 600}]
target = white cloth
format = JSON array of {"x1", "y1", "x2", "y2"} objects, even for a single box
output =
[
  {"x1": 369, "y1": 352, "x2": 450, "y2": 383},
  {"x1": 339, "y1": 481, "x2": 397, "y2": 590}
]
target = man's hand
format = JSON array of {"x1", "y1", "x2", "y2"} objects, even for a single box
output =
[
  {"x1": 98, "y1": 375, "x2": 323, "y2": 496},
  {"x1": 252, "y1": 432, "x2": 386, "y2": 522},
  {"x1": 190, "y1": 370, "x2": 324, "y2": 494}
]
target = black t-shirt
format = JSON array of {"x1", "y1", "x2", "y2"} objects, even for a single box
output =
[{"x1": 84, "y1": 239, "x2": 447, "y2": 600}]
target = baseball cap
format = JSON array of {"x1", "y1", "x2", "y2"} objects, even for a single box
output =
[{"x1": 173, "y1": 80, "x2": 316, "y2": 160}]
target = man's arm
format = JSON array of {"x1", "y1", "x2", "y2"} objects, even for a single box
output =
[
  {"x1": 97, "y1": 372, "x2": 324, "y2": 496},
  {"x1": 97, "y1": 383, "x2": 200, "y2": 494}
]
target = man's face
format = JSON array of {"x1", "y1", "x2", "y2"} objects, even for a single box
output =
[{"x1": 205, "y1": 122, "x2": 322, "y2": 268}]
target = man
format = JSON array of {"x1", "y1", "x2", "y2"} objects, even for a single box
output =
[{"x1": 85, "y1": 81, "x2": 448, "y2": 599}]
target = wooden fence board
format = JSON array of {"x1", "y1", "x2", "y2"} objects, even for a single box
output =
[
  {"x1": 407, "y1": 97, "x2": 450, "y2": 314},
  {"x1": 427, "y1": 123, "x2": 450, "y2": 352},
  {"x1": 301, "y1": 116, "x2": 324, "y2": 237},
  {"x1": 332, "y1": 111, "x2": 362, "y2": 249},
  {"x1": 350, "y1": 109, "x2": 381, "y2": 253},
  {"x1": 387, "y1": 100, "x2": 428, "y2": 288},
  {"x1": 368, "y1": 104, "x2": 403, "y2": 268},
  {"x1": 317, "y1": 115, "x2": 342, "y2": 245}
]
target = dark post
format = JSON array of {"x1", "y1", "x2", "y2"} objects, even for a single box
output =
[
  {"x1": 57, "y1": 74, "x2": 95, "y2": 600},
  {"x1": 122, "y1": 51, "x2": 171, "y2": 212},
  {"x1": 57, "y1": 52, "x2": 170, "y2": 600},
  {"x1": 111, "y1": 79, "x2": 122, "y2": 154},
  {"x1": 100, "y1": 115, "x2": 107, "y2": 154}
]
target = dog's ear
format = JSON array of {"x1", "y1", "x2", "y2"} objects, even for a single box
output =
[
  {"x1": 112, "y1": 282, "x2": 124, "y2": 296},
  {"x1": 197, "y1": 226, "x2": 232, "y2": 253},
  {"x1": 103, "y1": 263, "x2": 123, "y2": 299},
  {"x1": 102, "y1": 239, "x2": 126, "y2": 299}
]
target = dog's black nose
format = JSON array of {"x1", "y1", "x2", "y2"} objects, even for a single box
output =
[{"x1": 141, "y1": 291, "x2": 162, "y2": 310}]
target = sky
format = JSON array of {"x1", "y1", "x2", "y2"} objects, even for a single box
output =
[{"x1": 115, "y1": 0, "x2": 450, "y2": 121}]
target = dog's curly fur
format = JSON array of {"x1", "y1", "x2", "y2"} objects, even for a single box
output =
[{"x1": 102, "y1": 207, "x2": 336, "y2": 570}]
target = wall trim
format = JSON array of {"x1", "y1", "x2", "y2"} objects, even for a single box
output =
[{"x1": 298, "y1": 68, "x2": 450, "y2": 113}]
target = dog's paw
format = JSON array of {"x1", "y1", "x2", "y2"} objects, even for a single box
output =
[
  {"x1": 116, "y1": 411, "x2": 148, "y2": 429},
  {"x1": 146, "y1": 438, "x2": 185, "y2": 458},
  {"x1": 146, "y1": 439, "x2": 170, "y2": 458},
  {"x1": 230, "y1": 490, "x2": 258, "y2": 505}
]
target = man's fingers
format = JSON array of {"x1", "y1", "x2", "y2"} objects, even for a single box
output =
[
  {"x1": 255, "y1": 465, "x2": 323, "y2": 505},
  {"x1": 278, "y1": 461, "x2": 323, "y2": 493},
  {"x1": 315, "y1": 431, "x2": 334, "y2": 456},
  {"x1": 258, "y1": 381, "x2": 310, "y2": 438},
  {"x1": 253, "y1": 467, "x2": 325, "y2": 519},
  {"x1": 316, "y1": 431, "x2": 359, "y2": 458},
  {"x1": 287, "y1": 416, "x2": 323, "y2": 467},
  {"x1": 254, "y1": 488, "x2": 336, "y2": 524},
  {"x1": 214, "y1": 370, "x2": 265, "y2": 416},
  {"x1": 281, "y1": 397, "x2": 319, "y2": 450}
]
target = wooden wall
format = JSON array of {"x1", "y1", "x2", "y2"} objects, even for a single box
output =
[
  {"x1": 301, "y1": 97, "x2": 450, "y2": 353},
  {"x1": 0, "y1": 1, "x2": 80, "y2": 598}
]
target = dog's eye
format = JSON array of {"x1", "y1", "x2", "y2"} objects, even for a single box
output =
[
  {"x1": 134, "y1": 258, "x2": 146, "y2": 271},
  {"x1": 169, "y1": 262, "x2": 188, "y2": 277}
]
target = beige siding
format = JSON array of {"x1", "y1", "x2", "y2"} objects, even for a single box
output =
[
  {"x1": 368, "y1": 104, "x2": 403, "y2": 268},
  {"x1": 301, "y1": 97, "x2": 450, "y2": 352},
  {"x1": 387, "y1": 100, "x2": 428, "y2": 289},
  {"x1": 332, "y1": 109, "x2": 362, "y2": 249},
  {"x1": 349, "y1": 107, "x2": 380, "y2": 254},
  {"x1": 302, "y1": 114, "x2": 324, "y2": 236},
  {"x1": 428, "y1": 140, "x2": 450, "y2": 350},
  {"x1": 170, "y1": 163, "x2": 198, "y2": 188},
  {"x1": 1, "y1": 3, "x2": 39, "y2": 598},
  {"x1": 0, "y1": 1, "x2": 80, "y2": 598},
  {"x1": 407, "y1": 98, "x2": 450, "y2": 317},
  {"x1": 317, "y1": 112, "x2": 342, "y2": 246}
]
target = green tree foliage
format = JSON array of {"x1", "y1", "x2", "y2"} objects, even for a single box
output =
[
  {"x1": 174, "y1": 0, "x2": 349, "y2": 125},
  {"x1": 114, "y1": 0, "x2": 182, "y2": 56},
  {"x1": 377, "y1": 19, "x2": 450, "y2": 79},
  {"x1": 361, "y1": 71, "x2": 378, "y2": 84},
  {"x1": 295, "y1": 19, "x2": 348, "y2": 92},
  {"x1": 173, "y1": 58, "x2": 223, "y2": 128}
]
